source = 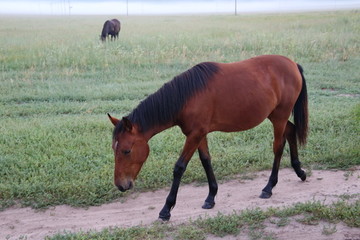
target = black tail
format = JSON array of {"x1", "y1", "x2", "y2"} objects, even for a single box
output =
[{"x1": 293, "y1": 64, "x2": 309, "y2": 146}]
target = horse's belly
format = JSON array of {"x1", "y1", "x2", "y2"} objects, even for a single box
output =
[
  {"x1": 210, "y1": 104, "x2": 273, "y2": 132},
  {"x1": 209, "y1": 87, "x2": 277, "y2": 132}
]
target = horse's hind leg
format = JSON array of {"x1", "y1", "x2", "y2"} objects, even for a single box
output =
[
  {"x1": 198, "y1": 137, "x2": 218, "y2": 209},
  {"x1": 285, "y1": 121, "x2": 306, "y2": 181},
  {"x1": 260, "y1": 119, "x2": 287, "y2": 199}
]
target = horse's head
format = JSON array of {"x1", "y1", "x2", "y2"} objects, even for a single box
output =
[
  {"x1": 100, "y1": 35, "x2": 106, "y2": 42},
  {"x1": 108, "y1": 114, "x2": 150, "y2": 192}
]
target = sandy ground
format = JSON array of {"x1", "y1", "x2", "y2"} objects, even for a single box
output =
[{"x1": 1, "y1": 168, "x2": 359, "y2": 240}]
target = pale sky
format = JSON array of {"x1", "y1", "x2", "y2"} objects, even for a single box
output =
[{"x1": 0, "y1": 0, "x2": 360, "y2": 15}]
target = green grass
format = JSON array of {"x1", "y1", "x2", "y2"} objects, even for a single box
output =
[
  {"x1": 0, "y1": 11, "x2": 360, "y2": 210},
  {"x1": 47, "y1": 200, "x2": 360, "y2": 240}
]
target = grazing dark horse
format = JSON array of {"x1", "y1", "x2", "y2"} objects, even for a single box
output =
[
  {"x1": 108, "y1": 55, "x2": 308, "y2": 221},
  {"x1": 101, "y1": 19, "x2": 121, "y2": 42}
]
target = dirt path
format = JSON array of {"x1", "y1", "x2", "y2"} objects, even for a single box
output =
[{"x1": 1, "y1": 168, "x2": 359, "y2": 240}]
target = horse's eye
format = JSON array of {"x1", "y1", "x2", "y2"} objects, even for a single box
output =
[{"x1": 122, "y1": 150, "x2": 131, "y2": 155}]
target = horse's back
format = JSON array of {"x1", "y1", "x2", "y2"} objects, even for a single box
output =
[
  {"x1": 111, "y1": 18, "x2": 120, "y2": 24},
  {"x1": 179, "y1": 55, "x2": 302, "y2": 133},
  {"x1": 216, "y1": 55, "x2": 301, "y2": 98},
  {"x1": 111, "y1": 19, "x2": 121, "y2": 32}
]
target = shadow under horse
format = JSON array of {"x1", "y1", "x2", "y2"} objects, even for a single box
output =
[
  {"x1": 100, "y1": 19, "x2": 121, "y2": 42},
  {"x1": 108, "y1": 55, "x2": 309, "y2": 221}
]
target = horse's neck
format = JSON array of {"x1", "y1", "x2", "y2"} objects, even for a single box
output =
[
  {"x1": 143, "y1": 122, "x2": 175, "y2": 141},
  {"x1": 102, "y1": 26, "x2": 108, "y2": 36}
]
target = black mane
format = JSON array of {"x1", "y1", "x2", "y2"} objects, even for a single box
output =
[{"x1": 114, "y1": 62, "x2": 219, "y2": 136}]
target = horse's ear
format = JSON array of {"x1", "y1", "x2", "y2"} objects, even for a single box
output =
[
  {"x1": 108, "y1": 113, "x2": 119, "y2": 126},
  {"x1": 122, "y1": 117, "x2": 133, "y2": 132}
]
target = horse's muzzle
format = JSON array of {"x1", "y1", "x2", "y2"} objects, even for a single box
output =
[{"x1": 116, "y1": 180, "x2": 133, "y2": 192}]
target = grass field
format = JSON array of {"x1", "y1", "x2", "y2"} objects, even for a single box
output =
[{"x1": 0, "y1": 10, "x2": 359, "y2": 214}]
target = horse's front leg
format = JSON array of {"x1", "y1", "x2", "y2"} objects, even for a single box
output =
[
  {"x1": 158, "y1": 133, "x2": 203, "y2": 221},
  {"x1": 198, "y1": 137, "x2": 218, "y2": 209},
  {"x1": 158, "y1": 157, "x2": 187, "y2": 221}
]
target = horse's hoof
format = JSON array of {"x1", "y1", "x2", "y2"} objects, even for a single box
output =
[
  {"x1": 202, "y1": 201, "x2": 215, "y2": 209},
  {"x1": 158, "y1": 213, "x2": 171, "y2": 221},
  {"x1": 259, "y1": 191, "x2": 272, "y2": 199},
  {"x1": 300, "y1": 172, "x2": 307, "y2": 181},
  {"x1": 158, "y1": 216, "x2": 170, "y2": 221},
  {"x1": 157, "y1": 217, "x2": 170, "y2": 222}
]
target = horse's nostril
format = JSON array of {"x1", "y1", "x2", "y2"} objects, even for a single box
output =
[{"x1": 117, "y1": 185, "x2": 126, "y2": 192}]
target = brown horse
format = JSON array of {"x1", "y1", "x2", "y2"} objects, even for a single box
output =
[
  {"x1": 108, "y1": 55, "x2": 308, "y2": 221},
  {"x1": 100, "y1": 19, "x2": 121, "y2": 42}
]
